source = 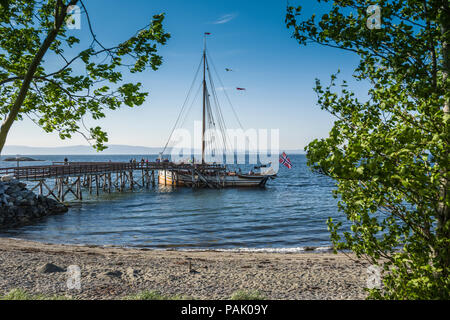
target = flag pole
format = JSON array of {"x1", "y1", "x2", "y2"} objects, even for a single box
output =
[{"x1": 202, "y1": 33, "x2": 207, "y2": 164}]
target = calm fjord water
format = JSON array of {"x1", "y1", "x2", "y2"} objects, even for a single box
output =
[{"x1": 0, "y1": 155, "x2": 349, "y2": 251}]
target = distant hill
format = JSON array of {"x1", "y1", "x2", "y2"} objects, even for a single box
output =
[
  {"x1": 1, "y1": 145, "x2": 166, "y2": 155},
  {"x1": 1, "y1": 145, "x2": 305, "y2": 156},
  {"x1": 284, "y1": 149, "x2": 306, "y2": 154}
]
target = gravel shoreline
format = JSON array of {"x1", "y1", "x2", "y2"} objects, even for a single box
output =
[{"x1": 0, "y1": 238, "x2": 370, "y2": 300}]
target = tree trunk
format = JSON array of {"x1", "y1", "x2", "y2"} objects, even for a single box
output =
[{"x1": 437, "y1": 1, "x2": 449, "y2": 277}]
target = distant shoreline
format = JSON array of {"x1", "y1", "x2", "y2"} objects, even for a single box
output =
[
  {"x1": 1, "y1": 145, "x2": 306, "y2": 156},
  {"x1": 0, "y1": 238, "x2": 368, "y2": 300},
  {"x1": 2, "y1": 157, "x2": 42, "y2": 162}
]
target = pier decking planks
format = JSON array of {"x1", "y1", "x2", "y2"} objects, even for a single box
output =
[{"x1": 0, "y1": 162, "x2": 226, "y2": 202}]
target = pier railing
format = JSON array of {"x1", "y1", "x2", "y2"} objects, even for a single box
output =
[{"x1": 0, "y1": 161, "x2": 226, "y2": 181}]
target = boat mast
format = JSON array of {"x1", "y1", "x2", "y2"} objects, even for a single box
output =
[{"x1": 202, "y1": 35, "x2": 207, "y2": 164}]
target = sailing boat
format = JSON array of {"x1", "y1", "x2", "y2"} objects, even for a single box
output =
[{"x1": 158, "y1": 35, "x2": 276, "y2": 188}]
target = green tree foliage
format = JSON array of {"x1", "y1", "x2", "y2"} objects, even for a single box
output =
[
  {"x1": 286, "y1": 0, "x2": 449, "y2": 299},
  {"x1": 0, "y1": 0, "x2": 170, "y2": 151},
  {"x1": 0, "y1": 0, "x2": 9, "y2": 10}
]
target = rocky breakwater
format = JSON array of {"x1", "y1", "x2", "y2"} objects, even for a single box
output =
[{"x1": 0, "y1": 180, "x2": 68, "y2": 228}]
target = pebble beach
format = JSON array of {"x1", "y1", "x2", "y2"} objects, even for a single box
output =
[{"x1": 0, "y1": 238, "x2": 370, "y2": 300}]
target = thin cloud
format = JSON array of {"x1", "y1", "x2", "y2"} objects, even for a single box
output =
[
  {"x1": 212, "y1": 13, "x2": 238, "y2": 24},
  {"x1": 216, "y1": 86, "x2": 232, "y2": 92}
]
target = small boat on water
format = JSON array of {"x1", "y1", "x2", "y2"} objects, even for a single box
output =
[{"x1": 158, "y1": 35, "x2": 276, "y2": 188}]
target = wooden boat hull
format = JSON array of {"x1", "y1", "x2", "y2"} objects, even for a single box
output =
[{"x1": 158, "y1": 170, "x2": 270, "y2": 188}]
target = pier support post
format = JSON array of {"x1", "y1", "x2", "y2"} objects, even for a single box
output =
[
  {"x1": 78, "y1": 177, "x2": 83, "y2": 200},
  {"x1": 144, "y1": 169, "x2": 150, "y2": 189},
  {"x1": 95, "y1": 174, "x2": 99, "y2": 196},
  {"x1": 88, "y1": 175, "x2": 92, "y2": 194},
  {"x1": 58, "y1": 178, "x2": 65, "y2": 202},
  {"x1": 130, "y1": 171, "x2": 134, "y2": 190}
]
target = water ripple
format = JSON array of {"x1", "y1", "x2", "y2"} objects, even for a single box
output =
[{"x1": 0, "y1": 155, "x2": 351, "y2": 249}]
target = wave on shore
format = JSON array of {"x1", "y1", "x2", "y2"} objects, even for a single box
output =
[
  {"x1": 1, "y1": 236, "x2": 334, "y2": 254},
  {"x1": 196, "y1": 246, "x2": 334, "y2": 253}
]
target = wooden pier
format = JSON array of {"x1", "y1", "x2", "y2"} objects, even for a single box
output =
[{"x1": 0, "y1": 162, "x2": 227, "y2": 202}]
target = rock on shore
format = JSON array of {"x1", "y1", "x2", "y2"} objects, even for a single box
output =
[{"x1": 0, "y1": 180, "x2": 68, "y2": 228}]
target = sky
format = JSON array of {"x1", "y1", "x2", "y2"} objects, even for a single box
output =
[{"x1": 6, "y1": 0, "x2": 369, "y2": 151}]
